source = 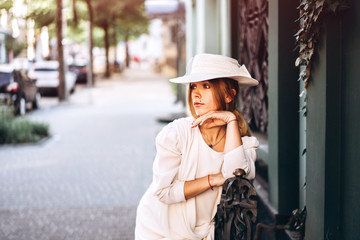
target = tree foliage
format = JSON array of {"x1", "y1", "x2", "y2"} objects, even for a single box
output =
[
  {"x1": 10, "y1": 0, "x2": 148, "y2": 77},
  {"x1": 90, "y1": 0, "x2": 148, "y2": 76},
  {"x1": 0, "y1": 0, "x2": 13, "y2": 11},
  {"x1": 26, "y1": 0, "x2": 148, "y2": 46},
  {"x1": 27, "y1": 2, "x2": 56, "y2": 29},
  {"x1": 114, "y1": 2, "x2": 149, "y2": 42},
  {"x1": 5, "y1": 35, "x2": 26, "y2": 57}
]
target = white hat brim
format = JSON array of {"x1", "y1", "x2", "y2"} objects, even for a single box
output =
[{"x1": 169, "y1": 73, "x2": 259, "y2": 87}]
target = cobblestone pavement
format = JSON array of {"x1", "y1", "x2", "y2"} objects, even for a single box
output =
[
  {"x1": 0, "y1": 206, "x2": 136, "y2": 240},
  {"x1": 0, "y1": 67, "x2": 182, "y2": 240}
]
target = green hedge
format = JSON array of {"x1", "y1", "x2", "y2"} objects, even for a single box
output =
[{"x1": 0, "y1": 107, "x2": 49, "y2": 144}]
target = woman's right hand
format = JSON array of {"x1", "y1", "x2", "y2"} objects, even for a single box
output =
[
  {"x1": 191, "y1": 111, "x2": 236, "y2": 129},
  {"x1": 209, "y1": 172, "x2": 226, "y2": 187}
]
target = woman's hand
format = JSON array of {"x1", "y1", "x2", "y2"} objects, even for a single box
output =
[{"x1": 191, "y1": 111, "x2": 236, "y2": 129}]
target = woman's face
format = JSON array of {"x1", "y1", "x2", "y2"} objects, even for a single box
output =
[{"x1": 190, "y1": 80, "x2": 218, "y2": 116}]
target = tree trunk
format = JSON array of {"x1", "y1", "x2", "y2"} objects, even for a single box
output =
[
  {"x1": 104, "y1": 23, "x2": 110, "y2": 78},
  {"x1": 57, "y1": 0, "x2": 66, "y2": 101},
  {"x1": 125, "y1": 34, "x2": 130, "y2": 68},
  {"x1": 85, "y1": 0, "x2": 94, "y2": 87},
  {"x1": 112, "y1": 28, "x2": 118, "y2": 72}
]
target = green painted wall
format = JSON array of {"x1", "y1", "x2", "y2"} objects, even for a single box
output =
[
  {"x1": 305, "y1": 45, "x2": 326, "y2": 238},
  {"x1": 305, "y1": 17, "x2": 342, "y2": 239},
  {"x1": 268, "y1": 0, "x2": 299, "y2": 213},
  {"x1": 305, "y1": 1, "x2": 360, "y2": 238},
  {"x1": 340, "y1": 0, "x2": 360, "y2": 238}
]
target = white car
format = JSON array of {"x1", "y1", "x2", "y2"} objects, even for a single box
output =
[{"x1": 28, "y1": 61, "x2": 76, "y2": 96}]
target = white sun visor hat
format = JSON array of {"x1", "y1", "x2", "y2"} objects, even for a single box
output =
[{"x1": 169, "y1": 53, "x2": 259, "y2": 87}]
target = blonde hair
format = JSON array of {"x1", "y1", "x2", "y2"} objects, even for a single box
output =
[{"x1": 187, "y1": 78, "x2": 251, "y2": 137}]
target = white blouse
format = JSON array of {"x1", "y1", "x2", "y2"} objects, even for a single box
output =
[{"x1": 135, "y1": 117, "x2": 258, "y2": 240}]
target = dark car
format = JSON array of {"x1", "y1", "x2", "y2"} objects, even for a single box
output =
[
  {"x1": 0, "y1": 64, "x2": 40, "y2": 115},
  {"x1": 68, "y1": 63, "x2": 87, "y2": 84}
]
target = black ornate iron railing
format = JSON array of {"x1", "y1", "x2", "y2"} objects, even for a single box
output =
[{"x1": 215, "y1": 169, "x2": 257, "y2": 240}]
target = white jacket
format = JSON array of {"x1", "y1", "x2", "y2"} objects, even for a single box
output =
[{"x1": 135, "y1": 117, "x2": 258, "y2": 240}]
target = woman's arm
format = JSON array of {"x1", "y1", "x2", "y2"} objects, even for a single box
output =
[
  {"x1": 224, "y1": 117, "x2": 242, "y2": 153},
  {"x1": 191, "y1": 111, "x2": 257, "y2": 180},
  {"x1": 152, "y1": 121, "x2": 185, "y2": 204},
  {"x1": 222, "y1": 137, "x2": 258, "y2": 179},
  {"x1": 184, "y1": 173, "x2": 225, "y2": 200},
  {"x1": 191, "y1": 111, "x2": 242, "y2": 153},
  {"x1": 184, "y1": 114, "x2": 242, "y2": 200}
]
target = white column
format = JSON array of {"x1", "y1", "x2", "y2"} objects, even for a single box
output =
[
  {"x1": 185, "y1": 0, "x2": 194, "y2": 62},
  {"x1": 196, "y1": 0, "x2": 206, "y2": 54},
  {"x1": 220, "y1": 0, "x2": 230, "y2": 56}
]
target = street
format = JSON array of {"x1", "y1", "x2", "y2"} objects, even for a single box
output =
[{"x1": 0, "y1": 67, "x2": 182, "y2": 240}]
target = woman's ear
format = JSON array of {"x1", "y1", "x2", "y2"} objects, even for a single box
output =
[
  {"x1": 225, "y1": 95, "x2": 232, "y2": 104},
  {"x1": 231, "y1": 89, "x2": 236, "y2": 96},
  {"x1": 225, "y1": 89, "x2": 237, "y2": 103}
]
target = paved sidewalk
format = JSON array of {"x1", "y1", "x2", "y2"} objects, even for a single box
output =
[
  {"x1": 0, "y1": 67, "x2": 183, "y2": 240},
  {"x1": 0, "y1": 207, "x2": 136, "y2": 240}
]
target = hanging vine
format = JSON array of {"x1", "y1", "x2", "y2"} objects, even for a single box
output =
[{"x1": 294, "y1": 0, "x2": 348, "y2": 88}]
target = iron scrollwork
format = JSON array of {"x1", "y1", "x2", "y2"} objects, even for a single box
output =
[
  {"x1": 215, "y1": 169, "x2": 257, "y2": 240},
  {"x1": 237, "y1": 0, "x2": 269, "y2": 133}
]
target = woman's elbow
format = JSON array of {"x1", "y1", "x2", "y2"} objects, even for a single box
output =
[
  {"x1": 155, "y1": 190, "x2": 185, "y2": 205},
  {"x1": 245, "y1": 169, "x2": 256, "y2": 180},
  {"x1": 245, "y1": 158, "x2": 256, "y2": 180},
  {"x1": 157, "y1": 195, "x2": 175, "y2": 205}
]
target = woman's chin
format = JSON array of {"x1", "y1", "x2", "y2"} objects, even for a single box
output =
[
  {"x1": 195, "y1": 110, "x2": 205, "y2": 116},
  {"x1": 196, "y1": 109, "x2": 213, "y2": 117}
]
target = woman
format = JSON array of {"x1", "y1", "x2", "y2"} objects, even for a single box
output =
[{"x1": 135, "y1": 53, "x2": 259, "y2": 240}]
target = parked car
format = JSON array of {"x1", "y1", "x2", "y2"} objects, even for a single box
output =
[
  {"x1": 68, "y1": 63, "x2": 87, "y2": 84},
  {"x1": 28, "y1": 61, "x2": 76, "y2": 96},
  {"x1": 0, "y1": 64, "x2": 40, "y2": 115}
]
